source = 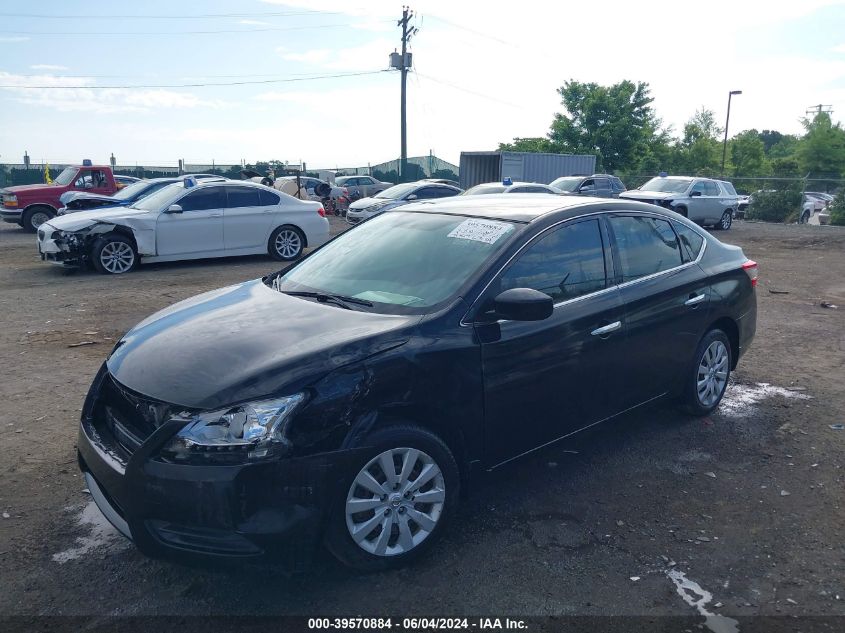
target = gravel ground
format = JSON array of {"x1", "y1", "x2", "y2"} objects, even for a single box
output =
[{"x1": 0, "y1": 217, "x2": 843, "y2": 624}]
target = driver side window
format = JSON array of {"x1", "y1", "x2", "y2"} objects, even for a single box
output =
[
  {"x1": 690, "y1": 181, "x2": 706, "y2": 195},
  {"x1": 497, "y1": 219, "x2": 607, "y2": 303},
  {"x1": 178, "y1": 186, "x2": 226, "y2": 212}
]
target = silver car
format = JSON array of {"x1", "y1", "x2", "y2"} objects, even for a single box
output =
[
  {"x1": 346, "y1": 181, "x2": 462, "y2": 225},
  {"x1": 619, "y1": 176, "x2": 739, "y2": 230}
]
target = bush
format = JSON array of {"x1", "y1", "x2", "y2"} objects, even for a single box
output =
[
  {"x1": 746, "y1": 188, "x2": 802, "y2": 223},
  {"x1": 830, "y1": 190, "x2": 845, "y2": 226}
]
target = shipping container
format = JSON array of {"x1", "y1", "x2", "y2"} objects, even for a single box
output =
[{"x1": 459, "y1": 151, "x2": 597, "y2": 190}]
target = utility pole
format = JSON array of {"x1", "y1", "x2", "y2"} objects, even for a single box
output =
[
  {"x1": 805, "y1": 104, "x2": 833, "y2": 118},
  {"x1": 395, "y1": 7, "x2": 416, "y2": 182}
]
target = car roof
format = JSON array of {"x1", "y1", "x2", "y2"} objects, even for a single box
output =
[{"x1": 400, "y1": 192, "x2": 650, "y2": 222}]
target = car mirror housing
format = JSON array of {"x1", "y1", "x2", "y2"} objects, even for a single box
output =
[
  {"x1": 493, "y1": 288, "x2": 554, "y2": 321},
  {"x1": 406, "y1": 194, "x2": 418, "y2": 200},
  {"x1": 166, "y1": 204, "x2": 183, "y2": 213},
  {"x1": 690, "y1": 191, "x2": 702, "y2": 197}
]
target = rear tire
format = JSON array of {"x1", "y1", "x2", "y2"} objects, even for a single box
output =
[
  {"x1": 91, "y1": 234, "x2": 138, "y2": 275},
  {"x1": 801, "y1": 210, "x2": 810, "y2": 224},
  {"x1": 22, "y1": 206, "x2": 54, "y2": 233},
  {"x1": 268, "y1": 225, "x2": 305, "y2": 261},
  {"x1": 325, "y1": 425, "x2": 459, "y2": 572},
  {"x1": 674, "y1": 205, "x2": 688, "y2": 218},
  {"x1": 682, "y1": 329, "x2": 732, "y2": 416},
  {"x1": 715, "y1": 211, "x2": 732, "y2": 230}
]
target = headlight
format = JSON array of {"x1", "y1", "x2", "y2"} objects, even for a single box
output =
[
  {"x1": 160, "y1": 393, "x2": 305, "y2": 464},
  {"x1": 2, "y1": 194, "x2": 18, "y2": 208}
]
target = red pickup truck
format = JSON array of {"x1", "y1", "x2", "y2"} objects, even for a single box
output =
[{"x1": 1, "y1": 163, "x2": 119, "y2": 232}]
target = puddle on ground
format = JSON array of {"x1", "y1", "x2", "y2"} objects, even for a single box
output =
[
  {"x1": 52, "y1": 501, "x2": 129, "y2": 564},
  {"x1": 666, "y1": 569, "x2": 740, "y2": 633},
  {"x1": 719, "y1": 382, "x2": 810, "y2": 418}
]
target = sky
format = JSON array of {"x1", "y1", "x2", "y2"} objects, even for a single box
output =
[{"x1": 1, "y1": 0, "x2": 845, "y2": 169}]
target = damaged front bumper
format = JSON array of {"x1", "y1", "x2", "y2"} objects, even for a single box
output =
[
  {"x1": 36, "y1": 226, "x2": 85, "y2": 267},
  {"x1": 77, "y1": 366, "x2": 365, "y2": 568}
]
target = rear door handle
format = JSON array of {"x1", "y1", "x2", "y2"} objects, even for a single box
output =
[
  {"x1": 685, "y1": 293, "x2": 706, "y2": 306},
  {"x1": 591, "y1": 321, "x2": 621, "y2": 337}
]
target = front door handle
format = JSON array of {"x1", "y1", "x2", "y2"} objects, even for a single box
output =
[
  {"x1": 591, "y1": 321, "x2": 621, "y2": 337},
  {"x1": 685, "y1": 293, "x2": 706, "y2": 306}
]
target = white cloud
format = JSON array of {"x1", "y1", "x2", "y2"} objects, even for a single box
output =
[
  {"x1": 30, "y1": 64, "x2": 69, "y2": 71},
  {"x1": 832, "y1": 43, "x2": 845, "y2": 53},
  {"x1": 0, "y1": 36, "x2": 29, "y2": 43},
  {"x1": 0, "y1": 71, "x2": 228, "y2": 114},
  {"x1": 238, "y1": 19, "x2": 272, "y2": 26},
  {"x1": 279, "y1": 39, "x2": 394, "y2": 71},
  {"x1": 281, "y1": 49, "x2": 332, "y2": 64}
]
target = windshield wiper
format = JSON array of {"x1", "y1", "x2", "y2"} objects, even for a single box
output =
[{"x1": 282, "y1": 291, "x2": 373, "y2": 309}]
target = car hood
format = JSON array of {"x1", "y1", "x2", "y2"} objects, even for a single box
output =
[
  {"x1": 43, "y1": 207, "x2": 154, "y2": 232},
  {"x1": 349, "y1": 197, "x2": 399, "y2": 211},
  {"x1": 60, "y1": 191, "x2": 117, "y2": 205},
  {"x1": 2, "y1": 183, "x2": 62, "y2": 195},
  {"x1": 106, "y1": 279, "x2": 415, "y2": 410},
  {"x1": 619, "y1": 190, "x2": 677, "y2": 201}
]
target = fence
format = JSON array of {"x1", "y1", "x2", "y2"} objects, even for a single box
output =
[{"x1": 0, "y1": 154, "x2": 461, "y2": 187}]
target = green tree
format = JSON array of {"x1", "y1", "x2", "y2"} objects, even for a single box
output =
[
  {"x1": 547, "y1": 80, "x2": 662, "y2": 172},
  {"x1": 729, "y1": 129, "x2": 769, "y2": 176},
  {"x1": 766, "y1": 134, "x2": 800, "y2": 159},
  {"x1": 497, "y1": 137, "x2": 553, "y2": 153},
  {"x1": 798, "y1": 113, "x2": 845, "y2": 184},
  {"x1": 675, "y1": 108, "x2": 722, "y2": 175}
]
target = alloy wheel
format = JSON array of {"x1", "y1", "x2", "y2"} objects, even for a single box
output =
[
  {"x1": 345, "y1": 447, "x2": 446, "y2": 557},
  {"x1": 697, "y1": 340, "x2": 729, "y2": 407},
  {"x1": 720, "y1": 212, "x2": 732, "y2": 230},
  {"x1": 274, "y1": 229, "x2": 302, "y2": 259},
  {"x1": 99, "y1": 241, "x2": 135, "y2": 274}
]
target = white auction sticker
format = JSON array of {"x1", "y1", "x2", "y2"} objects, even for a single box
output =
[{"x1": 447, "y1": 219, "x2": 513, "y2": 244}]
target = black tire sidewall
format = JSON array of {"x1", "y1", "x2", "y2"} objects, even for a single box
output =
[
  {"x1": 324, "y1": 425, "x2": 459, "y2": 572},
  {"x1": 683, "y1": 329, "x2": 732, "y2": 416},
  {"x1": 23, "y1": 206, "x2": 53, "y2": 233},
  {"x1": 91, "y1": 234, "x2": 137, "y2": 274},
  {"x1": 268, "y1": 225, "x2": 305, "y2": 261},
  {"x1": 720, "y1": 212, "x2": 732, "y2": 230}
]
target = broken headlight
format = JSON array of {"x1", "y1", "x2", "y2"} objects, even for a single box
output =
[{"x1": 161, "y1": 393, "x2": 305, "y2": 464}]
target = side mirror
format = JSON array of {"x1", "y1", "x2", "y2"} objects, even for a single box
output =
[
  {"x1": 406, "y1": 193, "x2": 418, "y2": 201},
  {"x1": 166, "y1": 204, "x2": 183, "y2": 214},
  {"x1": 690, "y1": 191, "x2": 702, "y2": 197},
  {"x1": 492, "y1": 288, "x2": 554, "y2": 322}
]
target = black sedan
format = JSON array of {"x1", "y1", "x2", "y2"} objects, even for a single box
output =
[{"x1": 77, "y1": 195, "x2": 757, "y2": 570}]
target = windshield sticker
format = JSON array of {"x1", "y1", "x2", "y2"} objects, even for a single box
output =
[{"x1": 447, "y1": 219, "x2": 512, "y2": 244}]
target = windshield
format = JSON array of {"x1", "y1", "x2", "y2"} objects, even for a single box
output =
[
  {"x1": 375, "y1": 183, "x2": 418, "y2": 200},
  {"x1": 275, "y1": 212, "x2": 519, "y2": 314},
  {"x1": 549, "y1": 177, "x2": 582, "y2": 192},
  {"x1": 130, "y1": 182, "x2": 185, "y2": 211},
  {"x1": 53, "y1": 167, "x2": 78, "y2": 186},
  {"x1": 463, "y1": 184, "x2": 507, "y2": 195},
  {"x1": 639, "y1": 178, "x2": 692, "y2": 193},
  {"x1": 113, "y1": 180, "x2": 154, "y2": 201}
]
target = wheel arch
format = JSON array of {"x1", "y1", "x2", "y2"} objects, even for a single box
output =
[
  {"x1": 706, "y1": 316, "x2": 740, "y2": 370},
  {"x1": 270, "y1": 223, "x2": 308, "y2": 248},
  {"x1": 23, "y1": 202, "x2": 57, "y2": 214}
]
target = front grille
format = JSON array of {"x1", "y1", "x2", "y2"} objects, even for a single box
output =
[{"x1": 92, "y1": 375, "x2": 174, "y2": 457}]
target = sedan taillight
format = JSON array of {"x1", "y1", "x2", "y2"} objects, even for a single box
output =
[
  {"x1": 317, "y1": 206, "x2": 326, "y2": 218},
  {"x1": 742, "y1": 260, "x2": 758, "y2": 287}
]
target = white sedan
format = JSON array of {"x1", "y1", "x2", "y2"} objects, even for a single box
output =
[{"x1": 36, "y1": 179, "x2": 330, "y2": 274}]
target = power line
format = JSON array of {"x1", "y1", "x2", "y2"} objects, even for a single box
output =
[
  {"x1": 424, "y1": 15, "x2": 520, "y2": 48},
  {"x1": 0, "y1": 9, "x2": 350, "y2": 19},
  {"x1": 0, "y1": 21, "x2": 392, "y2": 36},
  {"x1": 413, "y1": 71, "x2": 521, "y2": 109},
  {"x1": 0, "y1": 70, "x2": 391, "y2": 89}
]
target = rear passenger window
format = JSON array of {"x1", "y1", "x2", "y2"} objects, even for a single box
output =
[
  {"x1": 259, "y1": 189, "x2": 281, "y2": 205},
  {"x1": 608, "y1": 216, "x2": 684, "y2": 282},
  {"x1": 226, "y1": 186, "x2": 261, "y2": 208},
  {"x1": 704, "y1": 181, "x2": 721, "y2": 196},
  {"x1": 673, "y1": 222, "x2": 705, "y2": 261},
  {"x1": 498, "y1": 219, "x2": 607, "y2": 302}
]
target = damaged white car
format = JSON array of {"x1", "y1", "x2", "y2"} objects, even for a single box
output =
[{"x1": 36, "y1": 178, "x2": 331, "y2": 274}]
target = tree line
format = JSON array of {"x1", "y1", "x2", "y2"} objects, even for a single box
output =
[{"x1": 498, "y1": 80, "x2": 845, "y2": 193}]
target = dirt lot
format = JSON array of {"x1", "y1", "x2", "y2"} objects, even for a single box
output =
[{"x1": 0, "y1": 217, "x2": 843, "y2": 625}]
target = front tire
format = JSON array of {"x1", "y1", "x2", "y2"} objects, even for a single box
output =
[
  {"x1": 91, "y1": 234, "x2": 138, "y2": 274},
  {"x1": 22, "y1": 206, "x2": 54, "y2": 233},
  {"x1": 325, "y1": 425, "x2": 459, "y2": 571},
  {"x1": 683, "y1": 329, "x2": 732, "y2": 416},
  {"x1": 268, "y1": 225, "x2": 305, "y2": 261},
  {"x1": 801, "y1": 210, "x2": 810, "y2": 224}
]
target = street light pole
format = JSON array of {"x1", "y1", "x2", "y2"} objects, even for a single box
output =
[{"x1": 721, "y1": 90, "x2": 742, "y2": 178}]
